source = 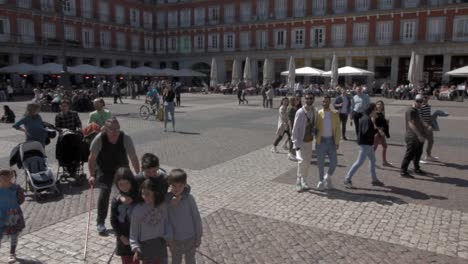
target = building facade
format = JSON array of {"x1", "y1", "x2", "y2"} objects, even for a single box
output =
[{"x1": 1, "y1": 0, "x2": 468, "y2": 87}]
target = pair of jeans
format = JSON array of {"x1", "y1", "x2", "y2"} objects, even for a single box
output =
[
  {"x1": 0, "y1": 233, "x2": 19, "y2": 254},
  {"x1": 316, "y1": 137, "x2": 338, "y2": 181},
  {"x1": 401, "y1": 137, "x2": 424, "y2": 172},
  {"x1": 352, "y1": 112, "x2": 363, "y2": 138},
  {"x1": 339, "y1": 113, "x2": 348, "y2": 139},
  {"x1": 171, "y1": 238, "x2": 196, "y2": 264},
  {"x1": 425, "y1": 129, "x2": 434, "y2": 157},
  {"x1": 96, "y1": 182, "x2": 112, "y2": 225},
  {"x1": 164, "y1": 102, "x2": 175, "y2": 129},
  {"x1": 262, "y1": 95, "x2": 267, "y2": 108},
  {"x1": 345, "y1": 144, "x2": 378, "y2": 182}
]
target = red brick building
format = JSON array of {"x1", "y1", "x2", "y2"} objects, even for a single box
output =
[{"x1": 1, "y1": 0, "x2": 468, "y2": 87}]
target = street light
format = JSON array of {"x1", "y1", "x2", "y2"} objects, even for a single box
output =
[{"x1": 59, "y1": 0, "x2": 70, "y2": 88}]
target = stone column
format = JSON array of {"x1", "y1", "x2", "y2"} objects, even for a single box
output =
[
  {"x1": 324, "y1": 57, "x2": 332, "y2": 86},
  {"x1": 345, "y1": 56, "x2": 352, "y2": 85},
  {"x1": 304, "y1": 57, "x2": 311, "y2": 84},
  {"x1": 9, "y1": 53, "x2": 20, "y2": 88},
  {"x1": 442, "y1": 54, "x2": 451, "y2": 83},
  {"x1": 367, "y1": 56, "x2": 375, "y2": 86},
  {"x1": 217, "y1": 58, "x2": 226, "y2": 84},
  {"x1": 390, "y1": 56, "x2": 399, "y2": 88},
  {"x1": 33, "y1": 54, "x2": 43, "y2": 84},
  {"x1": 251, "y1": 58, "x2": 258, "y2": 85}
]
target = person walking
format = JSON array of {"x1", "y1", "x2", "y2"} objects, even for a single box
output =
[
  {"x1": 373, "y1": 100, "x2": 392, "y2": 166},
  {"x1": 419, "y1": 95, "x2": 439, "y2": 163},
  {"x1": 237, "y1": 80, "x2": 246, "y2": 104},
  {"x1": 271, "y1": 97, "x2": 291, "y2": 153},
  {"x1": 400, "y1": 94, "x2": 428, "y2": 178},
  {"x1": 344, "y1": 103, "x2": 385, "y2": 188},
  {"x1": 292, "y1": 92, "x2": 317, "y2": 192},
  {"x1": 13, "y1": 103, "x2": 48, "y2": 146},
  {"x1": 287, "y1": 97, "x2": 299, "y2": 161},
  {"x1": 7, "y1": 81, "x2": 14, "y2": 101},
  {"x1": 163, "y1": 85, "x2": 176, "y2": 132},
  {"x1": 350, "y1": 85, "x2": 370, "y2": 139},
  {"x1": 88, "y1": 117, "x2": 140, "y2": 235},
  {"x1": 315, "y1": 95, "x2": 340, "y2": 191},
  {"x1": 112, "y1": 82, "x2": 123, "y2": 104},
  {"x1": 266, "y1": 86, "x2": 274, "y2": 108},
  {"x1": 333, "y1": 88, "x2": 351, "y2": 140},
  {"x1": 261, "y1": 84, "x2": 268, "y2": 108}
]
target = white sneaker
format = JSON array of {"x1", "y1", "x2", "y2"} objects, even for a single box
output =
[
  {"x1": 316, "y1": 181, "x2": 325, "y2": 191},
  {"x1": 324, "y1": 174, "x2": 334, "y2": 190},
  {"x1": 300, "y1": 177, "x2": 310, "y2": 190},
  {"x1": 288, "y1": 153, "x2": 298, "y2": 161},
  {"x1": 426, "y1": 156, "x2": 439, "y2": 162},
  {"x1": 296, "y1": 178, "x2": 303, "y2": 192},
  {"x1": 271, "y1": 146, "x2": 278, "y2": 153}
]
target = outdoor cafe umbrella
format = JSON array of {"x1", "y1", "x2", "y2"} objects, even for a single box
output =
[
  {"x1": 68, "y1": 64, "x2": 107, "y2": 75},
  {"x1": 445, "y1": 65, "x2": 468, "y2": 77},
  {"x1": 34, "y1": 63, "x2": 64, "y2": 74},
  {"x1": 210, "y1": 58, "x2": 218, "y2": 87},
  {"x1": 263, "y1": 58, "x2": 272, "y2": 85},
  {"x1": 330, "y1": 53, "x2": 339, "y2": 88},
  {"x1": 243, "y1": 57, "x2": 251, "y2": 84},
  {"x1": 0, "y1": 63, "x2": 37, "y2": 74},
  {"x1": 175, "y1": 68, "x2": 206, "y2": 77},
  {"x1": 131, "y1": 66, "x2": 161, "y2": 76},
  {"x1": 408, "y1": 51, "x2": 422, "y2": 86},
  {"x1": 280, "y1": 67, "x2": 324, "y2": 76},
  {"x1": 231, "y1": 59, "x2": 240, "y2": 85},
  {"x1": 102, "y1": 65, "x2": 135, "y2": 75},
  {"x1": 287, "y1": 56, "x2": 295, "y2": 89},
  {"x1": 322, "y1": 66, "x2": 374, "y2": 77}
]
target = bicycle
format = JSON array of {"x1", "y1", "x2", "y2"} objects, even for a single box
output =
[{"x1": 139, "y1": 102, "x2": 160, "y2": 120}]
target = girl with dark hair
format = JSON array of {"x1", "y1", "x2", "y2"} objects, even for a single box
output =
[
  {"x1": 130, "y1": 178, "x2": 169, "y2": 264},
  {"x1": 372, "y1": 101, "x2": 391, "y2": 166},
  {"x1": 1, "y1": 105, "x2": 15, "y2": 123},
  {"x1": 344, "y1": 103, "x2": 385, "y2": 188},
  {"x1": 110, "y1": 167, "x2": 140, "y2": 264},
  {"x1": 271, "y1": 97, "x2": 291, "y2": 153}
]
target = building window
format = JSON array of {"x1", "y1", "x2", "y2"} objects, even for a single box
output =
[
  {"x1": 100, "y1": 31, "x2": 111, "y2": 50},
  {"x1": 168, "y1": 11, "x2": 178, "y2": 29},
  {"x1": 453, "y1": 16, "x2": 468, "y2": 41},
  {"x1": 274, "y1": 29, "x2": 286, "y2": 49},
  {"x1": 195, "y1": 35, "x2": 204, "y2": 51},
  {"x1": 116, "y1": 32, "x2": 126, "y2": 51},
  {"x1": 256, "y1": 30, "x2": 267, "y2": 49},
  {"x1": 42, "y1": 22, "x2": 56, "y2": 40},
  {"x1": 208, "y1": 33, "x2": 219, "y2": 50},
  {"x1": 401, "y1": 20, "x2": 417, "y2": 43},
  {"x1": 355, "y1": 0, "x2": 369, "y2": 11},
  {"x1": 376, "y1": 21, "x2": 393, "y2": 45},
  {"x1": 428, "y1": 0, "x2": 448, "y2": 6},
  {"x1": 224, "y1": 32, "x2": 235, "y2": 51},
  {"x1": 180, "y1": 36, "x2": 191, "y2": 53},
  {"x1": 157, "y1": 12, "x2": 166, "y2": 29},
  {"x1": 62, "y1": 0, "x2": 76, "y2": 16},
  {"x1": 82, "y1": 28, "x2": 94, "y2": 48},
  {"x1": 180, "y1": 9, "x2": 191, "y2": 28},
  {"x1": 403, "y1": 0, "x2": 419, "y2": 8},
  {"x1": 144, "y1": 36, "x2": 154, "y2": 54},
  {"x1": 224, "y1": 4, "x2": 235, "y2": 24},
  {"x1": 240, "y1": 31, "x2": 251, "y2": 50},
  {"x1": 17, "y1": 0, "x2": 31, "y2": 8},
  {"x1": 292, "y1": 28, "x2": 304, "y2": 48},
  {"x1": 379, "y1": 0, "x2": 393, "y2": 10},
  {"x1": 18, "y1": 19, "x2": 34, "y2": 44},
  {"x1": 99, "y1": 1, "x2": 110, "y2": 22},
  {"x1": 240, "y1": 2, "x2": 251, "y2": 22},
  {"x1": 130, "y1": 9, "x2": 141, "y2": 27},
  {"x1": 293, "y1": 0, "x2": 305, "y2": 18},
  {"x1": 132, "y1": 35, "x2": 140, "y2": 52},
  {"x1": 427, "y1": 17, "x2": 445, "y2": 42},
  {"x1": 313, "y1": 0, "x2": 326, "y2": 15},
  {"x1": 0, "y1": 17, "x2": 10, "y2": 42},
  {"x1": 275, "y1": 0, "x2": 287, "y2": 19},
  {"x1": 311, "y1": 26, "x2": 325, "y2": 47},
  {"x1": 208, "y1": 6, "x2": 220, "y2": 25},
  {"x1": 156, "y1": 37, "x2": 166, "y2": 54},
  {"x1": 194, "y1": 8, "x2": 205, "y2": 26},
  {"x1": 168, "y1": 36, "x2": 177, "y2": 53},
  {"x1": 115, "y1": 5, "x2": 125, "y2": 25},
  {"x1": 333, "y1": 0, "x2": 347, "y2": 14},
  {"x1": 257, "y1": 0, "x2": 268, "y2": 20},
  {"x1": 353, "y1": 23, "x2": 368, "y2": 46},
  {"x1": 41, "y1": 0, "x2": 54, "y2": 11},
  {"x1": 143, "y1": 12, "x2": 153, "y2": 29},
  {"x1": 332, "y1": 24, "x2": 346, "y2": 47},
  {"x1": 64, "y1": 25, "x2": 75, "y2": 41},
  {"x1": 81, "y1": 0, "x2": 92, "y2": 19}
]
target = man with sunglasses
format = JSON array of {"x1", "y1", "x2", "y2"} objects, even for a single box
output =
[
  {"x1": 88, "y1": 117, "x2": 140, "y2": 235},
  {"x1": 400, "y1": 94, "x2": 428, "y2": 178}
]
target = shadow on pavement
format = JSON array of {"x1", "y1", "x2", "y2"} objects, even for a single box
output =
[
  {"x1": 354, "y1": 185, "x2": 447, "y2": 201},
  {"x1": 431, "y1": 162, "x2": 468, "y2": 171},
  {"x1": 16, "y1": 258, "x2": 45, "y2": 264},
  {"x1": 415, "y1": 175, "x2": 468, "y2": 188},
  {"x1": 176, "y1": 131, "x2": 201, "y2": 135},
  {"x1": 308, "y1": 188, "x2": 407, "y2": 206}
]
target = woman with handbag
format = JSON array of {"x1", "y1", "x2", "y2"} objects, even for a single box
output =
[
  {"x1": 372, "y1": 100, "x2": 392, "y2": 166},
  {"x1": 12, "y1": 103, "x2": 48, "y2": 146}
]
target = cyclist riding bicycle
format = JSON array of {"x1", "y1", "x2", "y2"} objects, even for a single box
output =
[{"x1": 146, "y1": 86, "x2": 160, "y2": 111}]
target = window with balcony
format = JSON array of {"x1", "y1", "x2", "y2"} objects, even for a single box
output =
[
  {"x1": 293, "y1": 0, "x2": 305, "y2": 18},
  {"x1": 332, "y1": 24, "x2": 346, "y2": 47},
  {"x1": 274, "y1": 29, "x2": 286, "y2": 49},
  {"x1": 313, "y1": 0, "x2": 326, "y2": 15},
  {"x1": 156, "y1": 37, "x2": 166, "y2": 54},
  {"x1": 99, "y1": 1, "x2": 110, "y2": 22},
  {"x1": 180, "y1": 9, "x2": 191, "y2": 28},
  {"x1": 41, "y1": 0, "x2": 54, "y2": 11},
  {"x1": 116, "y1": 32, "x2": 126, "y2": 51},
  {"x1": 208, "y1": 33, "x2": 219, "y2": 50},
  {"x1": 257, "y1": 0, "x2": 269, "y2": 20},
  {"x1": 427, "y1": 17, "x2": 445, "y2": 42},
  {"x1": 240, "y1": 31, "x2": 251, "y2": 50},
  {"x1": 275, "y1": 0, "x2": 287, "y2": 19},
  {"x1": 333, "y1": 0, "x2": 347, "y2": 14},
  {"x1": 81, "y1": 0, "x2": 92, "y2": 19},
  {"x1": 240, "y1": 2, "x2": 251, "y2": 22},
  {"x1": 168, "y1": 11, "x2": 178, "y2": 29},
  {"x1": 379, "y1": 0, "x2": 393, "y2": 9},
  {"x1": 143, "y1": 12, "x2": 153, "y2": 29},
  {"x1": 144, "y1": 36, "x2": 154, "y2": 54},
  {"x1": 453, "y1": 16, "x2": 468, "y2": 41},
  {"x1": 180, "y1": 36, "x2": 191, "y2": 53},
  {"x1": 41, "y1": 22, "x2": 56, "y2": 40},
  {"x1": 195, "y1": 35, "x2": 204, "y2": 51},
  {"x1": 208, "y1": 6, "x2": 220, "y2": 25},
  {"x1": 292, "y1": 28, "x2": 305, "y2": 48},
  {"x1": 224, "y1": 32, "x2": 235, "y2": 51},
  {"x1": 168, "y1": 36, "x2": 177, "y2": 53},
  {"x1": 194, "y1": 8, "x2": 205, "y2": 26},
  {"x1": 18, "y1": 19, "x2": 34, "y2": 44},
  {"x1": 401, "y1": 20, "x2": 417, "y2": 43},
  {"x1": 224, "y1": 4, "x2": 235, "y2": 24},
  {"x1": 403, "y1": 0, "x2": 419, "y2": 8},
  {"x1": 429, "y1": 0, "x2": 448, "y2": 6},
  {"x1": 17, "y1": 0, "x2": 31, "y2": 8},
  {"x1": 256, "y1": 30, "x2": 268, "y2": 49},
  {"x1": 115, "y1": 5, "x2": 125, "y2": 25},
  {"x1": 131, "y1": 35, "x2": 140, "y2": 52},
  {"x1": 62, "y1": 0, "x2": 76, "y2": 16},
  {"x1": 157, "y1": 12, "x2": 167, "y2": 29},
  {"x1": 353, "y1": 23, "x2": 368, "y2": 46},
  {"x1": 82, "y1": 28, "x2": 94, "y2": 48},
  {"x1": 311, "y1": 26, "x2": 325, "y2": 47},
  {"x1": 355, "y1": 0, "x2": 369, "y2": 11},
  {"x1": 64, "y1": 25, "x2": 75, "y2": 41},
  {"x1": 376, "y1": 21, "x2": 393, "y2": 45},
  {"x1": 100, "y1": 31, "x2": 111, "y2": 50},
  {"x1": 0, "y1": 17, "x2": 10, "y2": 42},
  {"x1": 130, "y1": 9, "x2": 141, "y2": 27}
]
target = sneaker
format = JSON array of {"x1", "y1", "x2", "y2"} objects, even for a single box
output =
[
  {"x1": 419, "y1": 159, "x2": 428, "y2": 164},
  {"x1": 288, "y1": 153, "x2": 298, "y2": 161},
  {"x1": 296, "y1": 182, "x2": 303, "y2": 192},
  {"x1": 271, "y1": 146, "x2": 278, "y2": 153},
  {"x1": 400, "y1": 171, "x2": 415, "y2": 178},
  {"x1": 425, "y1": 156, "x2": 439, "y2": 162},
  {"x1": 301, "y1": 181, "x2": 310, "y2": 191},
  {"x1": 343, "y1": 180, "x2": 353, "y2": 188},
  {"x1": 316, "y1": 181, "x2": 325, "y2": 191},
  {"x1": 282, "y1": 144, "x2": 289, "y2": 150},
  {"x1": 8, "y1": 254, "x2": 16, "y2": 263},
  {"x1": 97, "y1": 224, "x2": 107, "y2": 235},
  {"x1": 324, "y1": 174, "x2": 334, "y2": 190},
  {"x1": 343, "y1": 136, "x2": 348, "y2": 141},
  {"x1": 382, "y1": 161, "x2": 393, "y2": 167},
  {"x1": 414, "y1": 169, "x2": 427, "y2": 175},
  {"x1": 371, "y1": 180, "x2": 385, "y2": 187}
]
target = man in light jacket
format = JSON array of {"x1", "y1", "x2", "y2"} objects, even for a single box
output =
[{"x1": 292, "y1": 92, "x2": 317, "y2": 192}]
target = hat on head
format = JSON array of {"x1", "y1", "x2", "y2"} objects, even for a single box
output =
[{"x1": 415, "y1": 94, "x2": 424, "y2": 101}]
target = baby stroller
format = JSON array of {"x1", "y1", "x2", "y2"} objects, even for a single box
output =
[
  {"x1": 56, "y1": 129, "x2": 87, "y2": 186},
  {"x1": 9, "y1": 141, "x2": 60, "y2": 200}
]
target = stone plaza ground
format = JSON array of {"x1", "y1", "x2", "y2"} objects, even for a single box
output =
[{"x1": 0, "y1": 93, "x2": 468, "y2": 263}]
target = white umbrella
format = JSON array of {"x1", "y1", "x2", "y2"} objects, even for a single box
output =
[
  {"x1": 157, "y1": 68, "x2": 179, "y2": 77},
  {"x1": 281, "y1": 67, "x2": 324, "y2": 76},
  {"x1": 68, "y1": 64, "x2": 106, "y2": 75},
  {"x1": 330, "y1": 54, "x2": 339, "y2": 88},
  {"x1": 243, "y1": 57, "x2": 251, "y2": 83},
  {"x1": 210, "y1": 58, "x2": 217, "y2": 87},
  {"x1": 132, "y1": 66, "x2": 161, "y2": 76},
  {"x1": 0, "y1": 63, "x2": 37, "y2": 74},
  {"x1": 287, "y1": 56, "x2": 295, "y2": 89},
  {"x1": 445, "y1": 65, "x2": 468, "y2": 77},
  {"x1": 231, "y1": 59, "x2": 240, "y2": 85},
  {"x1": 102, "y1": 65, "x2": 134, "y2": 75},
  {"x1": 408, "y1": 51, "x2": 421, "y2": 86},
  {"x1": 322, "y1": 66, "x2": 374, "y2": 77},
  {"x1": 34, "y1": 63, "x2": 64, "y2": 74},
  {"x1": 175, "y1": 68, "x2": 206, "y2": 77}
]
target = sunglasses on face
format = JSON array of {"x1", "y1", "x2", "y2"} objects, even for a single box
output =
[
  {"x1": 415, "y1": 100, "x2": 423, "y2": 103},
  {"x1": 305, "y1": 97, "x2": 314, "y2": 100}
]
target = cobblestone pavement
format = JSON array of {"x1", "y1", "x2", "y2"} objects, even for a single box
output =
[{"x1": 0, "y1": 94, "x2": 468, "y2": 263}]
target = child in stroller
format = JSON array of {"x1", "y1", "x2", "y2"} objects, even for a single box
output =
[{"x1": 55, "y1": 129, "x2": 87, "y2": 186}]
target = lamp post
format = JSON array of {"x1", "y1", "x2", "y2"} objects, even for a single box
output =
[{"x1": 59, "y1": 0, "x2": 70, "y2": 88}]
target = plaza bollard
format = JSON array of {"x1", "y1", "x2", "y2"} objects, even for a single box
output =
[{"x1": 83, "y1": 183, "x2": 94, "y2": 260}]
